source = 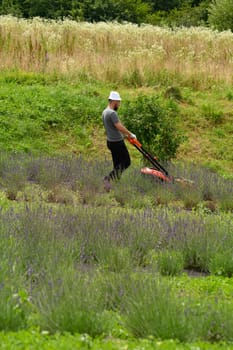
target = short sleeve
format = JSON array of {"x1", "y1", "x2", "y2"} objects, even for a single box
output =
[{"x1": 110, "y1": 111, "x2": 119, "y2": 124}]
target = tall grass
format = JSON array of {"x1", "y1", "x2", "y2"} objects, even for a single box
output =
[{"x1": 0, "y1": 16, "x2": 233, "y2": 87}]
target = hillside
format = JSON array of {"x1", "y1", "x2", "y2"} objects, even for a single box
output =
[
  {"x1": 0, "y1": 18, "x2": 232, "y2": 175},
  {"x1": 0, "y1": 72, "x2": 232, "y2": 176}
]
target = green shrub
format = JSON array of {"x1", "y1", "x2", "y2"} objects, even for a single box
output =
[
  {"x1": 122, "y1": 95, "x2": 184, "y2": 160},
  {"x1": 165, "y1": 1, "x2": 209, "y2": 27},
  {"x1": 208, "y1": 0, "x2": 233, "y2": 31}
]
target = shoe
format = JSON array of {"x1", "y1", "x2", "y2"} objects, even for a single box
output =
[{"x1": 103, "y1": 176, "x2": 111, "y2": 192}]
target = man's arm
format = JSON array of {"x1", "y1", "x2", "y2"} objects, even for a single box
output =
[{"x1": 114, "y1": 122, "x2": 135, "y2": 138}]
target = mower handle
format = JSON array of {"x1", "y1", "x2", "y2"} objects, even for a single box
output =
[{"x1": 127, "y1": 136, "x2": 170, "y2": 177}]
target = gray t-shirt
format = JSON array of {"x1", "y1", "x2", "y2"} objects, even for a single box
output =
[{"x1": 102, "y1": 107, "x2": 123, "y2": 142}]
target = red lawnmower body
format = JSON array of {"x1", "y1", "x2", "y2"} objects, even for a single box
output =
[{"x1": 128, "y1": 137, "x2": 173, "y2": 183}]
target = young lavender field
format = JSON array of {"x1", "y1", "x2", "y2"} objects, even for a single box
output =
[
  {"x1": 0, "y1": 154, "x2": 233, "y2": 346},
  {"x1": 0, "y1": 152, "x2": 232, "y2": 211}
]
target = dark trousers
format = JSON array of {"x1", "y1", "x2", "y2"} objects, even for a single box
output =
[{"x1": 107, "y1": 140, "x2": 131, "y2": 180}]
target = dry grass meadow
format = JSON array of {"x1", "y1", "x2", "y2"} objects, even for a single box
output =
[{"x1": 0, "y1": 16, "x2": 233, "y2": 87}]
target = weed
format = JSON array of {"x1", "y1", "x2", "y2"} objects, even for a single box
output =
[
  {"x1": 201, "y1": 103, "x2": 224, "y2": 125},
  {"x1": 226, "y1": 90, "x2": 233, "y2": 101},
  {"x1": 164, "y1": 86, "x2": 183, "y2": 101}
]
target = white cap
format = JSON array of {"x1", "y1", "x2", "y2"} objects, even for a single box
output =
[{"x1": 108, "y1": 91, "x2": 121, "y2": 101}]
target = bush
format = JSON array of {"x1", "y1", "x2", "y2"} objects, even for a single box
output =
[
  {"x1": 122, "y1": 95, "x2": 184, "y2": 160},
  {"x1": 208, "y1": 0, "x2": 233, "y2": 31}
]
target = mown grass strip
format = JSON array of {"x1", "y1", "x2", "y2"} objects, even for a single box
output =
[{"x1": 0, "y1": 331, "x2": 232, "y2": 350}]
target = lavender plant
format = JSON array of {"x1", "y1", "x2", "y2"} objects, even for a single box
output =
[
  {"x1": 156, "y1": 250, "x2": 185, "y2": 276},
  {"x1": 0, "y1": 213, "x2": 29, "y2": 330},
  {"x1": 0, "y1": 153, "x2": 232, "y2": 211},
  {"x1": 35, "y1": 269, "x2": 109, "y2": 336},
  {"x1": 123, "y1": 276, "x2": 233, "y2": 341},
  {"x1": 0, "y1": 203, "x2": 233, "y2": 339}
]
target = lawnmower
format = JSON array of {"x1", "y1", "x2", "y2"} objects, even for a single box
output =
[{"x1": 128, "y1": 137, "x2": 193, "y2": 185}]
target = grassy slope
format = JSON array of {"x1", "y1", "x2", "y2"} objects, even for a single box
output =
[
  {"x1": 177, "y1": 87, "x2": 233, "y2": 175},
  {"x1": 0, "y1": 71, "x2": 232, "y2": 176}
]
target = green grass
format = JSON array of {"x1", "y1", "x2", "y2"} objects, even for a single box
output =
[
  {"x1": 0, "y1": 72, "x2": 106, "y2": 154},
  {"x1": 0, "y1": 71, "x2": 232, "y2": 175},
  {"x1": 176, "y1": 87, "x2": 233, "y2": 175},
  {"x1": 1, "y1": 331, "x2": 233, "y2": 350}
]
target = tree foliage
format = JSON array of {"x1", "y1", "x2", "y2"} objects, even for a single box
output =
[
  {"x1": 122, "y1": 95, "x2": 184, "y2": 161},
  {"x1": 0, "y1": 0, "x2": 152, "y2": 22},
  {"x1": 0, "y1": 0, "x2": 218, "y2": 29},
  {"x1": 0, "y1": 0, "x2": 232, "y2": 31},
  {"x1": 208, "y1": 0, "x2": 233, "y2": 31}
]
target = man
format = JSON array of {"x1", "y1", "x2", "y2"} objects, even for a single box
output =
[{"x1": 102, "y1": 91, "x2": 136, "y2": 190}]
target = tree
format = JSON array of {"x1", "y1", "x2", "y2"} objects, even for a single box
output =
[
  {"x1": 0, "y1": 0, "x2": 22, "y2": 16},
  {"x1": 122, "y1": 95, "x2": 184, "y2": 161},
  {"x1": 208, "y1": 0, "x2": 233, "y2": 31},
  {"x1": 116, "y1": 0, "x2": 152, "y2": 23},
  {"x1": 75, "y1": 0, "x2": 151, "y2": 23},
  {"x1": 147, "y1": 0, "x2": 182, "y2": 11},
  {"x1": 0, "y1": 0, "x2": 212, "y2": 26},
  {"x1": 21, "y1": 0, "x2": 54, "y2": 18},
  {"x1": 166, "y1": 0, "x2": 210, "y2": 27}
]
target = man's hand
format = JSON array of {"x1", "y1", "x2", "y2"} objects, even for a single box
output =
[{"x1": 130, "y1": 133, "x2": 137, "y2": 139}]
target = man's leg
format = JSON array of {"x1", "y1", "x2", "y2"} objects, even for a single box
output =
[{"x1": 107, "y1": 140, "x2": 131, "y2": 180}]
